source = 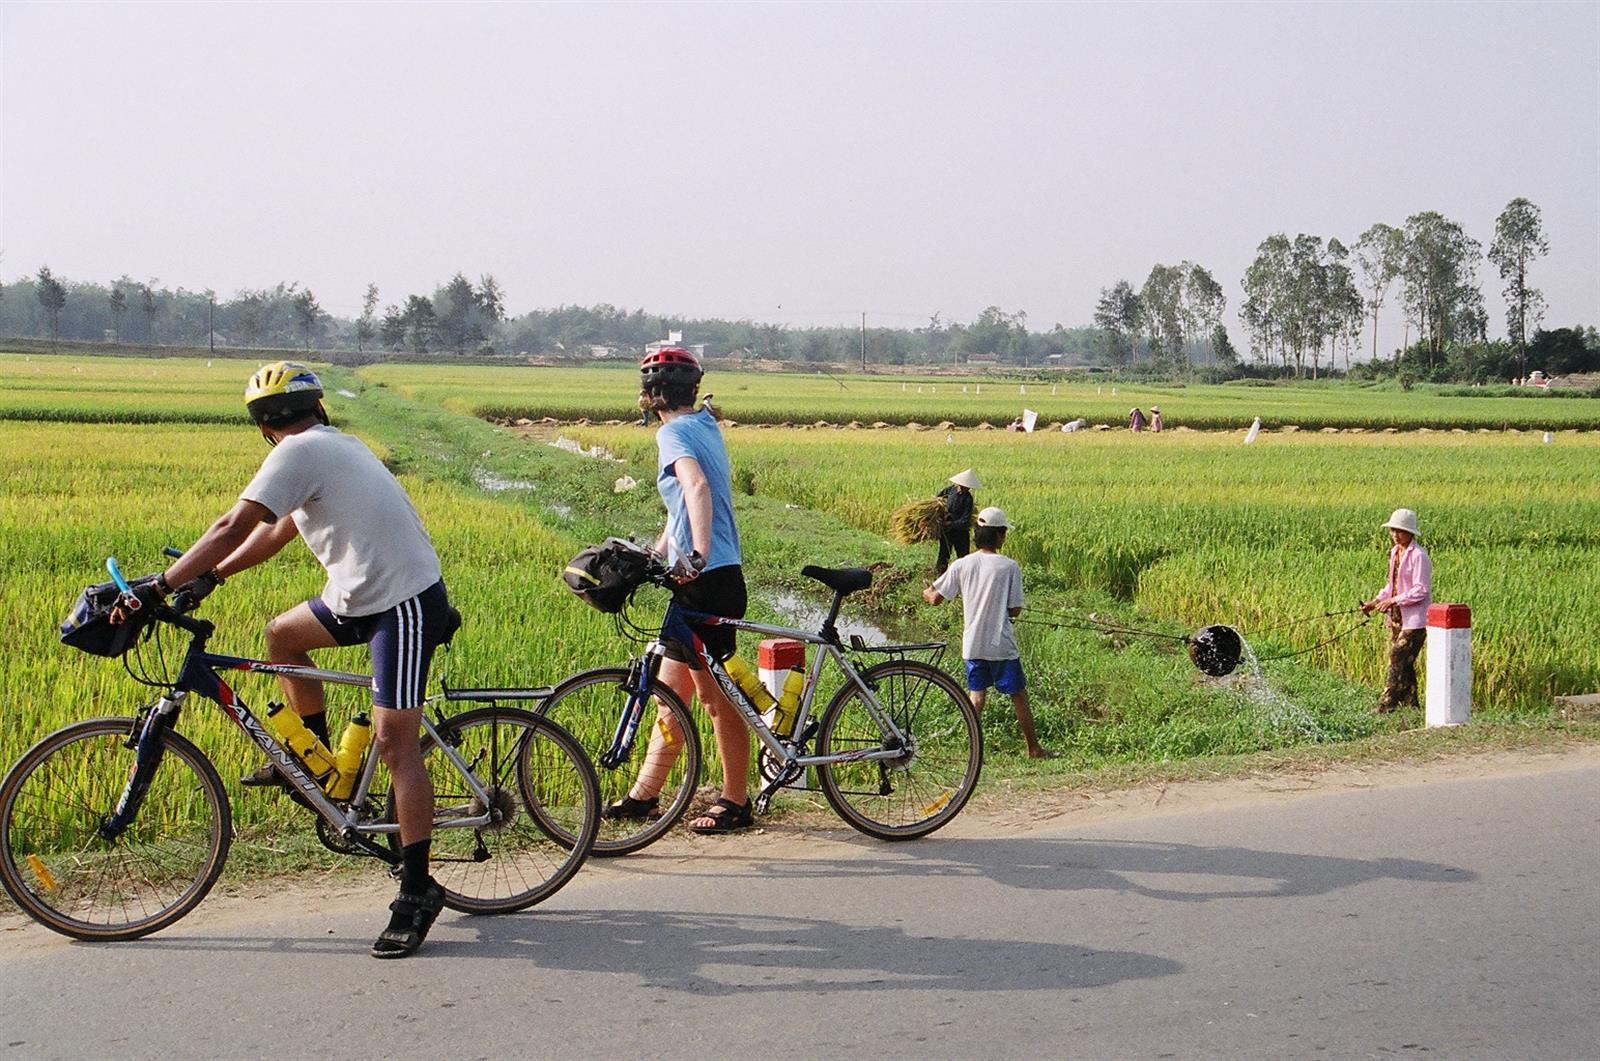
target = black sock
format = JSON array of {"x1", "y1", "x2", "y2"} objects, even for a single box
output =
[
  {"x1": 303, "y1": 711, "x2": 330, "y2": 746},
  {"x1": 400, "y1": 839, "x2": 432, "y2": 894}
]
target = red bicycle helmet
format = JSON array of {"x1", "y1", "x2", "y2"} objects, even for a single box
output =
[{"x1": 640, "y1": 346, "x2": 703, "y2": 391}]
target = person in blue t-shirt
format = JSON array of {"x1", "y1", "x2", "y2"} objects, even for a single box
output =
[{"x1": 607, "y1": 347, "x2": 755, "y2": 833}]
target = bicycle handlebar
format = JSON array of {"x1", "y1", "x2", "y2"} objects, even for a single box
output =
[{"x1": 106, "y1": 557, "x2": 132, "y2": 594}]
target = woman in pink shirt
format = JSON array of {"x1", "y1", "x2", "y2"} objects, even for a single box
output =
[{"x1": 1360, "y1": 508, "x2": 1433, "y2": 713}]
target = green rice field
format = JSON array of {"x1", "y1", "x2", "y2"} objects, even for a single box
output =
[
  {"x1": 2, "y1": 351, "x2": 1598, "y2": 837},
  {"x1": 358, "y1": 361, "x2": 1599, "y2": 431}
]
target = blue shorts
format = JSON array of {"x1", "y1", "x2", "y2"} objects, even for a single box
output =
[
  {"x1": 965, "y1": 658, "x2": 1026, "y2": 695},
  {"x1": 309, "y1": 581, "x2": 459, "y2": 709}
]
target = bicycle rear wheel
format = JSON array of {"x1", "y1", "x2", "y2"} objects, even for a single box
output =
[
  {"x1": 410, "y1": 707, "x2": 598, "y2": 914},
  {"x1": 0, "y1": 716, "x2": 232, "y2": 941},
  {"x1": 816, "y1": 660, "x2": 983, "y2": 840},
  {"x1": 537, "y1": 667, "x2": 702, "y2": 856}
]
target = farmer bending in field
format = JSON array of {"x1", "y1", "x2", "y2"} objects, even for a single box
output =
[
  {"x1": 923, "y1": 507, "x2": 1056, "y2": 759},
  {"x1": 112, "y1": 362, "x2": 459, "y2": 959}
]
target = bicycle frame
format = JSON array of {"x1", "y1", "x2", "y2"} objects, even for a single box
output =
[
  {"x1": 607, "y1": 603, "x2": 922, "y2": 793},
  {"x1": 112, "y1": 611, "x2": 509, "y2": 865}
]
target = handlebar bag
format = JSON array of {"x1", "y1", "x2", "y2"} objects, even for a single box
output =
[
  {"x1": 60, "y1": 576, "x2": 157, "y2": 657},
  {"x1": 562, "y1": 539, "x2": 653, "y2": 614}
]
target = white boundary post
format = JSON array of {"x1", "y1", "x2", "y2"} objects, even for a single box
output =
[
  {"x1": 759, "y1": 638, "x2": 807, "y2": 788},
  {"x1": 1425, "y1": 604, "x2": 1471, "y2": 727}
]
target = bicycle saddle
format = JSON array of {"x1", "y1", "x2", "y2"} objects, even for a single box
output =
[{"x1": 801, "y1": 565, "x2": 873, "y2": 595}]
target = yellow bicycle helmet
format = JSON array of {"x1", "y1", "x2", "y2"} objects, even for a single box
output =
[{"x1": 244, "y1": 361, "x2": 326, "y2": 427}]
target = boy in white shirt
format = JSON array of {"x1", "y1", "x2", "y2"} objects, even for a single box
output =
[{"x1": 923, "y1": 507, "x2": 1056, "y2": 759}]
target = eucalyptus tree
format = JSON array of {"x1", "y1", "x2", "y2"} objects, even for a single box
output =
[
  {"x1": 1093, "y1": 280, "x2": 1141, "y2": 365},
  {"x1": 1399, "y1": 211, "x2": 1483, "y2": 368},
  {"x1": 1353, "y1": 222, "x2": 1405, "y2": 361},
  {"x1": 35, "y1": 266, "x2": 67, "y2": 346},
  {"x1": 1241, "y1": 234, "x2": 1292, "y2": 368},
  {"x1": 356, "y1": 283, "x2": 380, "y2": 352},
  {"x1": 1181, "y1": 263, "x2": 1226, "y2": 364},
  {"x1": 109, "y1": 285, "x2": 127, "y2": 341},
  {"x1": 1139, "y1": 264, "x2": 1186, "y2": 371},
  {"x1": 292, "y1": 288, "x2": 324, "y2": 349},
  {"x1": 140, "y1": 282, "x2": 159, "y2": 343},
  {"x1": 1488, "y1": 197, "x2": 1549, "y2": 377}
]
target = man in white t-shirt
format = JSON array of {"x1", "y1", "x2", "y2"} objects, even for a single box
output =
[
  {"x1": 137, "y1": 362, "x2": 457, "y2": 959},
  {"x1": 923, "y1": 506, "x2": 1055, "y2": 759}
]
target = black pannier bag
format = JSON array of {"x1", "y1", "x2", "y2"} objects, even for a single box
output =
[
  {"x1": 60, "y1": 575, "x2": 159, "y2": 657},
  {"x1": 562, "y1": 538, "x2": 655, "y2": 614}
]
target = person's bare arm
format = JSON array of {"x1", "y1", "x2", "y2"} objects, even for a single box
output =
[
  {"x1": 161, "y1": 499, "x2": 283, "y2": 586},
  {"x1": 674, "y1": 456, "x2": 715, "y2": 561}
]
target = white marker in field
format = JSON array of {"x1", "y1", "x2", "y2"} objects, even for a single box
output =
[
  {"x1": 1244, "y1": 417, "x2": 1262, "y2": 444},
  {"x1": 1019, "y1": 385, "x2": 1026, "y2": 395},
  {"x1": 1425, "y1": 604, "x2": 1471, "y2": 727},
  {"x1": 1022, "y1": 409, "x2": 1038, "y2": 433},
  {"x1": 976, "y1": 384, "x2": 982, "y2": 395},
  {"x1": 1543, "y1": 431, "x2": 1553, "y2": 443}
]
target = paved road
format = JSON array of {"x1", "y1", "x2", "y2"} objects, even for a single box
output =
[{"x1": 3, "y1": 753, "x2": 1597, "y2": 1060}]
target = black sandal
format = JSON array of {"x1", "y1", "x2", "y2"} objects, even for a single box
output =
[
  {"x1": 601, "y1": 794, "x2": 660, "y2": 821},
  {"x1": 371, "y1": 880, "x2": 445, "y2": 959},
  {"x1": 688, "y1": 797, "x2": 753, "y2": 835}
]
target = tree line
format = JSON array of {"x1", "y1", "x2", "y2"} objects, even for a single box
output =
[{"x1": 4, "y1": 196, "x2": 1590, "y2": 382}]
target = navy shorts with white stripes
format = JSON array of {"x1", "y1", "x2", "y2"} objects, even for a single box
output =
[{"x1": 308, "y1": 581, "x2": 457, "y2": 709}]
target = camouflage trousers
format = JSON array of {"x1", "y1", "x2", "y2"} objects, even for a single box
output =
[{"x1": 1379, "y1": 627, "x2": 1426, "y2": 712}]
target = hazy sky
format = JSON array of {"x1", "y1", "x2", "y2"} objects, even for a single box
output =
[{"x1": 3, "y1": 0, "x2": 1596, "y2": 354}]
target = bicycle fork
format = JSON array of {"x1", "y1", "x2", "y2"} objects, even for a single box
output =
[
  {"x1": 599, "y1": 646, "x2": 665, "y2": 770},
  {"x1": 100, "y1": 691, "x2": 186, "y2": 840}
]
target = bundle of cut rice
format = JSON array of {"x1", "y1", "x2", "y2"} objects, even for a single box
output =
[{"x1": 890, "y1": 497, "x2": 946, "y2": 544}]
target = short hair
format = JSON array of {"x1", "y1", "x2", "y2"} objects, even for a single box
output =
[
  {"x1": 974, "y1": 525, "x2": 1006, "y2": 550},
  {"x1": 645, "y1": 379, "x2": 700, "y2": 412}
]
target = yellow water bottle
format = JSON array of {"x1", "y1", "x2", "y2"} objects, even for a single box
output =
[
  {"x1": 327, "y1": 713, "x2": 372, "y2": 801},
  {"x1": 773, "y1": 667, "x2": 806, "y2": 737},
  {"x1": 723, "y1": 654, "x2": 776, "y2": 711},
  {"x1": 265, "y1": 702, "x2": 337, "y2": 785}
]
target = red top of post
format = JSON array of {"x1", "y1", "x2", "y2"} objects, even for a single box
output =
[
  {"x1": 1427, "y1": 603, "x2": 1471, "y2": 629},
  {"x1": 759, "y1": 638, "x2": 806, "y2": 669}
]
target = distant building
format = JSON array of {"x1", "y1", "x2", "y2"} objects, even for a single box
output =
[
  {"x1": 645, "y1": 338, "x2": 707, "y2": 359},
  {"x1": 589, "y1": 345, "x2": 618, "y2": 359}
]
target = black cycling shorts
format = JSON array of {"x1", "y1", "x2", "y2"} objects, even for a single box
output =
[
  {"x1": 662, "y1": 564, "x2": 747, "y2": 668},
  {"x1": 308, "y1": 581, "x2": 458, "y2": 709}
]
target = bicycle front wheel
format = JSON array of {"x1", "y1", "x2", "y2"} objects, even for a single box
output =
[
  {"x1": 537, "y1": 667, "x2": 702, "y2": 856},
  {"x1": 412, "y1": 708, "x2": 599, "y2": 914},
  {"x1": 816, "y1": 660, "x2": 983, "y2": 841},
  {"x1": 0, "y1": 716, "x2": 232, "y2": 941}
]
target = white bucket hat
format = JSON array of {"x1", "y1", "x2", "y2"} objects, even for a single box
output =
[
  {"x1": 949, "y1": 469, "x2": 981, "y2": 490},
  {"x1": 976, "y1": 506, "x2": 1013, "y2": 529},
  {"x1": 1382, "y1": 508, "x2": 1421, "y2": 537}
]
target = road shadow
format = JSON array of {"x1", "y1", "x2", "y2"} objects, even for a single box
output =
[
  {"x1": 603, "y1": 834, "x2": 1474, "y2": 903},
  {"x1": 442, "y1": 908, "x2": 1183, "y2": 994},
  {"x1": 97, "y1": 909, "x2": 1181, "y2": 996}
]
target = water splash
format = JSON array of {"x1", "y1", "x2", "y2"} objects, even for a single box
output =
[{"x1": 1219, "y1": 637, "x2": 1330, "y2": 742}]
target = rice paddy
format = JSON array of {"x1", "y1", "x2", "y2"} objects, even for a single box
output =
[{"x1": 2, "y1": 351, "x2": 1597, "y2": 841}]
